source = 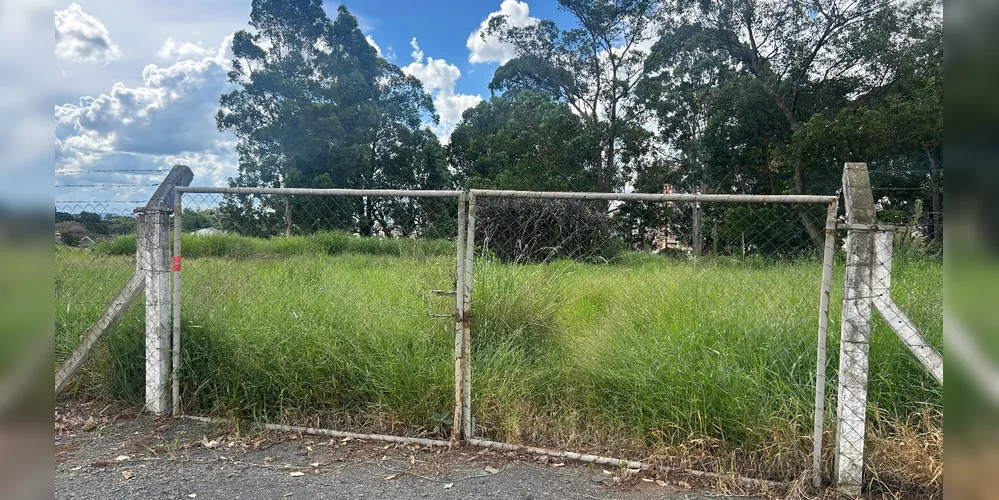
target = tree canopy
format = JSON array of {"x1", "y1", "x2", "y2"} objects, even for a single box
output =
[
  {"x1": 217, "y1": 2, "x2": 450, "y2": 236},
  {"x1": 213, "y1": 0, "x2": 943, "y2": 249}
]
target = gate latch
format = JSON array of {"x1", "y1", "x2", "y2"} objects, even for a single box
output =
[{"x1": 427, "y1": 289, "x2": 457, "y2": 319}]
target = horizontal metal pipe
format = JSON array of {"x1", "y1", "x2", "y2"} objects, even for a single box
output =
[
  {"x1": 836, "y1": 222, "x2": 907, "y2": 232},
  {"x1": 181, "y1": 415, "x2": 450, "y2": 448},
  {"x1": 176, "y1": 186, "x2": 462, "y2": 198},
  {"x1": 469, "y1": 189, "x2": 837, "y2": 205},
  {"x1": 466, "y1": 439, "x2": 785, "y2": 490},
  {"x1": 179, "y1": 416, "x2": 785, "y2": 490},
  {"x1": 467, "y1": 438, "x2": 643, "y2": 469}
]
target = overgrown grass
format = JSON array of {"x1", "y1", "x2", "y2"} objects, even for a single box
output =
[
  {"x1": 91, "y1": 231, "x2": 454, "y2": 259},
  {"x1": 55, "y1": 241, "x2": 942, "y2": 492}
]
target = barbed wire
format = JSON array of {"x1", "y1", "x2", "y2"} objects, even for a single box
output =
[
  {"x1": 55, "y1": 169, "x2": 172, "y2": 174},
  {"x1": 56, "y1": 184, "x2": 160, "y2": 188}
]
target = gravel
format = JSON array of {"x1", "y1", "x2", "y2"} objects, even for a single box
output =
[{"x1": 55, "y1": 405, "x2": 755, "y2": 500}]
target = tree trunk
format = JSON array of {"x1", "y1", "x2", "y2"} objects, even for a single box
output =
[
  {"x1": 594, "y1": 146, "x2": 605, "y2": 192},
  {"x1": 794, "y1": 159, "x2": 824, "y2": 251},
  {"x1": 926, "y1": 147, "x2": 942, "y2": 245},
  {"x1": 604, "y1": 137, "x2": 615, "y2": 193},
  {"x1": 284, "y1": 198, "x2": 292, "y2": 236}
]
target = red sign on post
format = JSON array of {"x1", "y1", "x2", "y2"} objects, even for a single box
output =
[{"x1": 173, "y1": 256, "x2": 181, "y2": 272}]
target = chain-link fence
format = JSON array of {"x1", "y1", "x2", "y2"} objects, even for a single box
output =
[
  {"x1": 55, "y1": 168, "x2": 943, "y2": 494},
  {"x1": 835, "y1": 225, "x2": 943, "y2": 495},
  {"x1": 174, "y1": 188, "x2": 466, "y2": 441},
  {"x1": 55, "y1": 202, "x2": 146, "y2": 401},
  {"x1": 461, "y1": 191, "x2": 841, "y2": 483}
]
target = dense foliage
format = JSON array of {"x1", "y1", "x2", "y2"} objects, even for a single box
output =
[
  {"x1": 218, "y1": 0, "x2": 943, "y2": 250},
  {"x1": 475, "y1": 198, "x2": 620, "y2": 263},
  {"x1": 217, "y1": 2, "x2": 449, "y2": 236}
]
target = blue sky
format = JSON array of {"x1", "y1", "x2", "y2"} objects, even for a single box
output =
[{"x1": 54, "y1": 0, "x2": 575, "y2": 210}]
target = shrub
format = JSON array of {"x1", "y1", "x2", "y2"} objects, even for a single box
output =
[
  {"x1": 92, "y1": 233, "x2": 136, "y2": 255},
  {"x1": 475, "y1": 198, "x2": 621, "y2": 263}
]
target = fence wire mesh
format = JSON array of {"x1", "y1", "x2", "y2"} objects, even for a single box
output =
[
  {"x1": 55, "y1": 202, "x2": 146, "y2": 401},
  {"x1": 463, "y1": 193, "x2": 941, "y2": 487},
  {"x1": 837, "y1": 227, "x2": 943, "y2": 494},
  {"x1": 175, "y1": 191, "x2": 463, "y2": 439},
  {"x1": 465, "y1": 195, "x2": 833, "y2": 481},
  {"x1": 53, "y1": 184, "x2": 943, "y2": 494}
]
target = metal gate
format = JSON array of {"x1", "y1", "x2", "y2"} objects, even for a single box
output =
[
  {"x1": 172, "y1": 187, "x2": 468, "y2": 442},
  {"x1": 459, "y1": 189, "x2": 839, "y2": 484}
]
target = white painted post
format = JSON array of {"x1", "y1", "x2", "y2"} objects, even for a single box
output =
[
  {"x1": 835, "y1": 163, "x2": 876, "y2": 495},
  {"x1": 812, "y1": 198, "x2": 839, "y2": 488},
  {"x1": 452, "y1": 193, "x2": 467, "y2": 443},
  {"x1": 461, "y1": 193, "x2": 477, "y2": 439}
]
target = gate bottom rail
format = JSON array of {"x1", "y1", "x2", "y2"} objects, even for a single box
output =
[{"x1": 180, "y1": 415, "x2": 787, "y2": 490}]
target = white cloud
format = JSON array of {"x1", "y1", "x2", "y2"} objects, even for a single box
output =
[
  {"x1": 55, "y1": 3, "x2": 122, "y2": 65},
  {"x1": 365, "y1": 35, "x2": 382, "y2": 57},
  {"x1": 467, "y1": 0, "x2": 537, "y2": 64},
  {"x1": 402, "y1": 38, "x2": 482, "y2": 141},
  {"x1": 157, "y1": 36, "x2": 211, "y2": 60},
  {"x1": 56, "y1": 36, "x2": 237, "y2": 192}
]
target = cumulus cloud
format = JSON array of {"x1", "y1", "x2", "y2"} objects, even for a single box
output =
[
  {"x1": 54, "y1": 3, "x2": 122, "y2": 65},
  {"x1": 157, "y1": 36, "x2": 212, "y2": 60},
  {"x1": 56, "y1": 36, "x2": 238, "y2": 194},
  {"x1": 467, "y1": 0, "x2": 537, "y2": 64},
  {"x1": 402, "y1": 38, "x2": 482, "y2": 141},
  {"x1": 365, "y1": 35, "x2": 382, "y2": 56}
]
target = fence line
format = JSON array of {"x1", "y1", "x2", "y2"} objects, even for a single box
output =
[{"x1": 54, "y1": 163, "x2": 943, "y2": 496}]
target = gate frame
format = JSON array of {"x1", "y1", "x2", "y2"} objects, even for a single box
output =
[
  {"x1": 172, "y1": 186, "x2": 468, "y2": 441},
  {"x1": 463, "y1": 189, "x2": 839, "y2": 483}
]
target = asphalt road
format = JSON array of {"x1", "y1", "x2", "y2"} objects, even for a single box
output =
[{"x1": 55, "y1": 404, "x2": 755, "y2": 500}]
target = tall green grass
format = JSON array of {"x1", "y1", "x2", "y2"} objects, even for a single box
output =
[
  {"x1": 55, "y1": 242, "x2": 942, "y2": 486},
  {"x1": 91, "y1": 231, "x2": 454, "y2": 259}
]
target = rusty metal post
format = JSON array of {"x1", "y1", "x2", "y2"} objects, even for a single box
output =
[
  {"x1": 451, "y1": 193, "x2": 467, "y2": 442},
  {"x1": 172, "y1": 195, "x2": 183, "y2": 416},
  {"x1": 461, "y1": 192, "x2": 477, "y2": 439},
  {"x1": 812, "y1": 198, "x2": 839, "y2": 487}
]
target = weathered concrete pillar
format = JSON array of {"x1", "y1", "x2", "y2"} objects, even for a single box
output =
[
  {"x1": 136, "y1": 207, "x2": 172, "y2": 415},
  {"x1": 835, "y1": 162, "x2": 876, "y2": 495}
]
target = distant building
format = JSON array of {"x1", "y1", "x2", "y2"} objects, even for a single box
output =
[{"x1": 193, "y1": 227, "x2": 223, "y2": 235}]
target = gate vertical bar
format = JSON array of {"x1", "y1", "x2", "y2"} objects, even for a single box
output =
[
  {"x1": 812, "y1": 198, "x2": 839, "y2": 487},
  {"x1": 172, "y1": 195, "x2": 182, "y2": 416},
  {"x1": 835, "y1": 163, "x2": 876, "y2": 495},
  {"x1": 461, "y1": 193, "x2": 477, "y2": 439},
  {"x1": 452, "y1": 193, "x2": 467, "y2": 442}
]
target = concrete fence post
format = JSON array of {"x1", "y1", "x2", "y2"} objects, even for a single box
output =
[
  {"x1": 835, "y1": 162, "x2": 876, "y2": 495},
  {"x1": 136, "y1": 165, "x2": 193, "y2": 415},
  {"x1": 136, "y1": 207, "x2": 172, "y2": 414}
]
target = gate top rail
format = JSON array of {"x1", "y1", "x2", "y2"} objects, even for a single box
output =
[
  {"x1": 176, "y1": 186, "x2": 463, "y2": 198},
  {"x1": 469, "y1": 189, "x2": 837, "y2": 205}
]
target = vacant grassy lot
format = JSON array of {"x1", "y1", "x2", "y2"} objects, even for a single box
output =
[{"x1": 55, "y1": 233, "x2": 942, "y2": 492}]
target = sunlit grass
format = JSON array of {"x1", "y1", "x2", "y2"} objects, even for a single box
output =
[{"x1": 55, "y1": 240, "x2": 942, "y2": 486}]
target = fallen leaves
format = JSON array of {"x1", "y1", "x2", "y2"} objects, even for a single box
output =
[
  {"x1": 289, "y1": 471, "x2": 305, "y2": 477},
  {"x1": 443, "y1": 483, "x2": 453, "y2": 489},
  {"x1": 121, "y1": 471, "x2": 133, "y2": 480},
  {"x1": 113, "y1": 455, "x2": 130, "y2": 462}
]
